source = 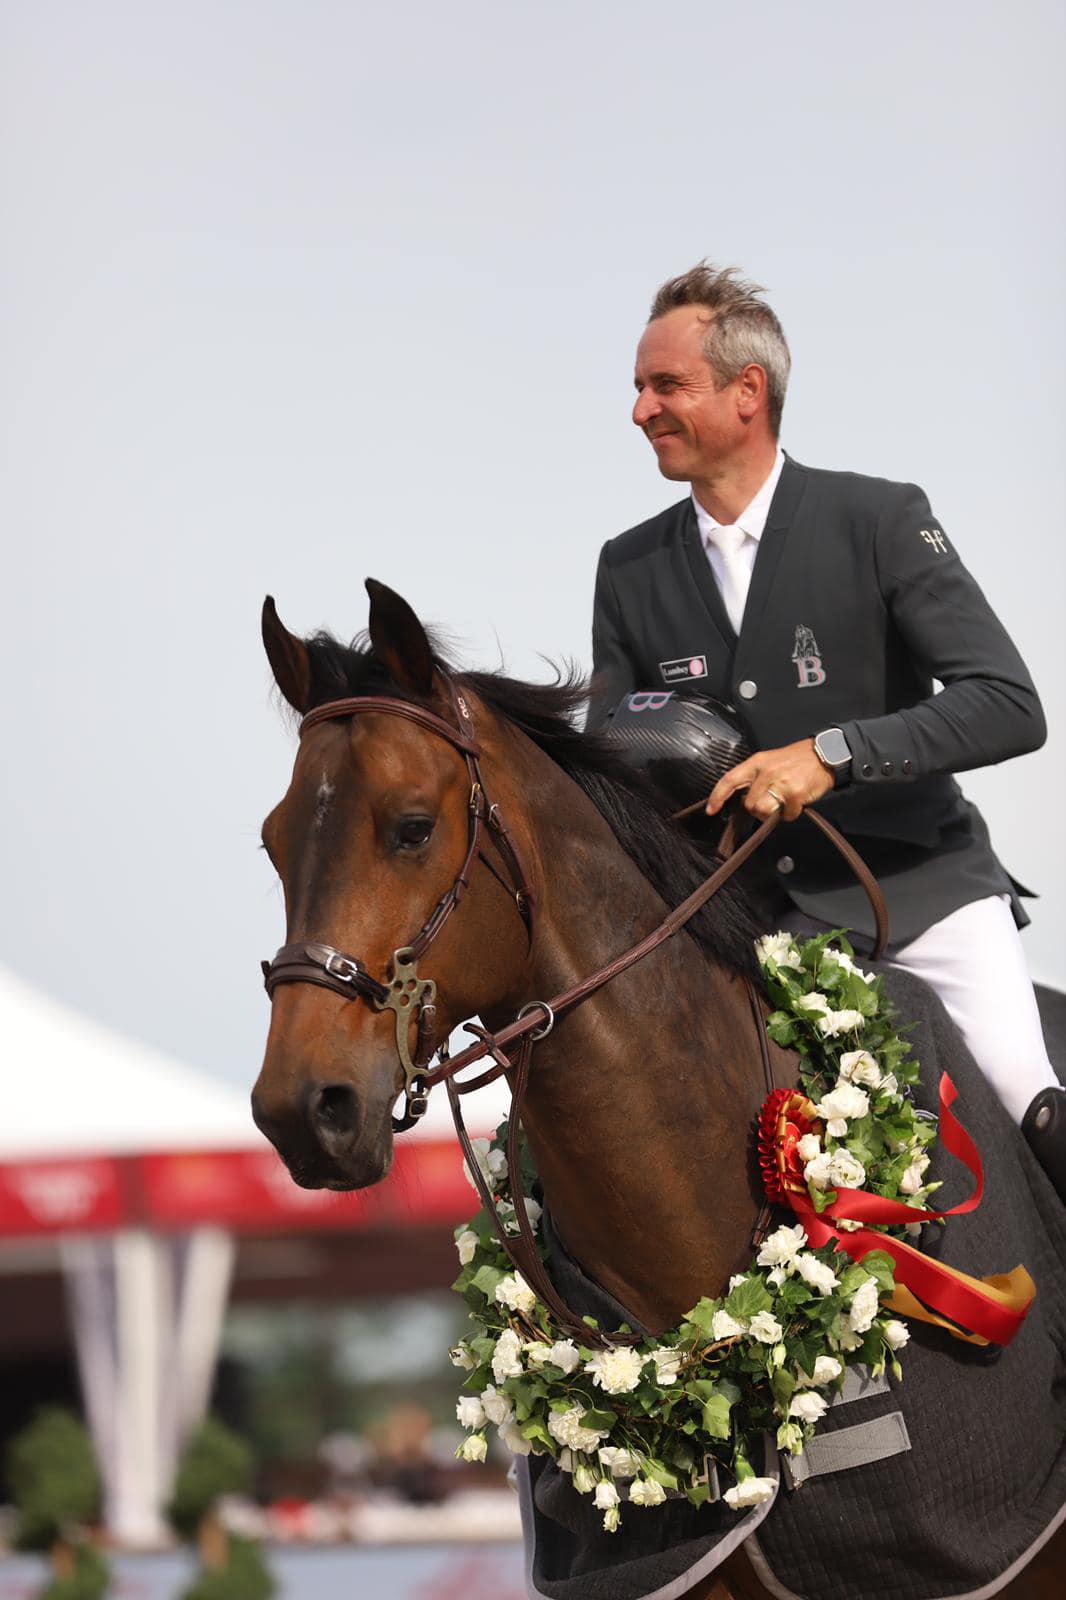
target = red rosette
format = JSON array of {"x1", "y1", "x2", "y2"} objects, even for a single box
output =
[{"x1": 758, "y1": 1088, "x2": 822, "y2": 1206}]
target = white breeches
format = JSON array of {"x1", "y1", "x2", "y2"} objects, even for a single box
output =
[{"x1": 886, "y1": 895, "x2": 1057, "y2": 1125}]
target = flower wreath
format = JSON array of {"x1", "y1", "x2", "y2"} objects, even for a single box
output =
[{"x1": 449, "y1": 930, "x2": 938, "y2": 1530}]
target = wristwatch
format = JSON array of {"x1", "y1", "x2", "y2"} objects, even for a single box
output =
[{"x1": 813, "y1": 727, "x2": 852, "y2": 786}]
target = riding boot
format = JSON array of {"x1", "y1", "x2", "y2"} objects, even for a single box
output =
[{"x1": 1021, "y1": 1086, "x2": 1066, "y2": 1205}]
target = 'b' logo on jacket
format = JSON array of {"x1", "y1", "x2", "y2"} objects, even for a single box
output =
[{"x1": 792, "y1": 624, "x2": 827, "y2": 688}]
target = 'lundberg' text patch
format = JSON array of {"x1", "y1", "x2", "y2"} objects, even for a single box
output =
[{"x1": 659, "y1": 654, "x2": 708, "y2": 684}]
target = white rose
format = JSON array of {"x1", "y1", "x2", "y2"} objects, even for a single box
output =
[
  {"x1": 495, "y1": 1272, "x2": 537, "y2": 1315},
  {"x1": 594, "y1": 1480, "x2": 620, "y2": 1510},
  {"x1": 603, "y1": 1505, "x2": 620, "y2": 1532},
  {"x1": 462, "y1": 1137, "x2": 508, "y2": 1193},
  {"x1": 457, "y1": 1395, "x2": 487, "y2": 1429},
  {"x1": 449, "y1": 1343, "x2": 476, "y2": 1370},
  {"x1": 491, "y1": 1328, "x2": 524, "y2": 1382},
  {"x1": 796, "y1": 991, "x2": 830, "y2": 1015},
  {"x1": 828, "y1": 1149, "x2": 867, "y2": 1189},
  {"x1": 480, "y1": 1385, "x2": 514, "y2": 1426},
  {"x1": 882, "y1": 1319, "x2": 910, "y2": 1350},
  {"x1": 728, "y1": 1274, "x2": 747, "y2": 1290},
  {"x1": 548, "y1": 1339, "x2": 582, "y2": 1374},
  {"x1": 804, "y1": 1151, "x2": 834, "y2": 1191},
  {"x1": 818, "y1": 1008, "x2": 866, "y2": 1037},
  {"x1": 827, "y1": 949, "x2": 874, "y2": 984},
  {"x1": 848, "y1": 1276, "x2": 881, "y2": 1334},
  {"x1": 629, "y1": 1477, "x2": 667, "y2": 1506},
  {"x1": 789, "y1": 1390, "x2": 829, "y2": 1423},
  {"x1": 900, "y1": 1154, "x2": 930, "y2": 1194},
  {"x1": 547, "y1": 1406, "x2": 611, "y2": 1453},
  {"x1": 797, "y1": 1354, "x2": 843, "y2": 1387},
  {"x1": 724, "y1": 1476, "x2": 776, "y2": 1509},
  {"x1": 585, "y1": 1347, "x2": 645, "y2": 1395},
  {"x1": 498, "y1": 1419, "x2": 532, "y2": 1456},
  {"x1": 839, "y1": 1050, "x2": 882, "y2": 1088},
  {"x1": 815, "y1": 1083, "x2": 870, "y2": 1127},
  {"x1": 796, "y1": 1133, "x2": 822, "y2": 1162},
  {"x1": 712, "y1": 1309, "x2": 747, "y2": 1339},
  {"x1": 757, "y1": 1223, "x2": 807, "y2": 1270},
  {"x1": 748, "y1": 1311, "x2": 784, "y2": 1345},
  {"x1": 795, "y1": 1252, "x2": 840, "y2": 1296},
  {"x1": 598, "y1": 1446, "x2": 640, "y2": 1478},
  {"x1": 455, "y1": 1229, "x2": 479, "y2": 1266},
  {"x1": 879, "y1": 1073, "x2": 899, "y2": 1098},
  {"x1": 649, "y1": 1346, "x2": 683, "y2": 1386},
  {"x1": 572, "y1": 1462, "x2": 598, "y2": 1493},
  {"x1": 457, "y1": 1433, "x2": 487, "y2": 1462},
  {"x1": 755, "y1": 931, "x2": 802, "y2": 969}
]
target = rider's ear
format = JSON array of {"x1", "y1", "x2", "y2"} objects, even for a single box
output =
[
  {"x1": 262, "y1": 596, "x2": 313, "y2": 713},
  {"x1": 366, "y1": 579, "x2": 435, "y2": 696}
]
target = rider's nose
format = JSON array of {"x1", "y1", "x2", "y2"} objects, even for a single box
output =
[
  {"x1": 632, "y1": 389, "x2": 658, "y2": 427},
  {"x1": 307, "y1": 1081, "x2": 363, "y2": 1160}
]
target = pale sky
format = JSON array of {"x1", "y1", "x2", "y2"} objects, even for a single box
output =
[{"x1": 2, "y1": 1, "x2": 1063, "y2": 1092}]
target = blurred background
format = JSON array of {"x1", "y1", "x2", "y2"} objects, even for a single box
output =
[{"x1": 1, "y1": 1, "x2": 1063, "y2": 1593}]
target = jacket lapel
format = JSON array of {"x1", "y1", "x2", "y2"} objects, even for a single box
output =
[
  {"x1": 680, "y1": 501, "x2": 738, "y2": 650},
  {"x1": 737, "y1": 457, "x2": 809, "y2": 651}
]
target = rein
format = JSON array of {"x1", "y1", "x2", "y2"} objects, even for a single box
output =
[{"x1": 262, "y1": 672, "x2": 890, "y2": 1345}]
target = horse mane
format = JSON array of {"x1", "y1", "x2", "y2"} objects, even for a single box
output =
[{"x1": 299, "y1": 630, "x2": 761, "y2": 978}]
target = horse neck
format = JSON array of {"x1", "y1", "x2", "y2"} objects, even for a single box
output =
[{"x1": 483, "y1": 731, "x2": 783, "y2": 1336}]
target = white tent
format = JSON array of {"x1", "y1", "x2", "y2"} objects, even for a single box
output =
[{"x1": 0, "y1": 963, "x2": 509, "y2": 1544}]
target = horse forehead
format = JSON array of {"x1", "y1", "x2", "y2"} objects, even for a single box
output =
[{"x1": 294, "y1": 713, "x2": 461, "y2": 794}]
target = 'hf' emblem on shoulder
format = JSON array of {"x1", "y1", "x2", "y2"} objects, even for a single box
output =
[
  {"x1": 920, "y1": 527, "x2": 948, "y2": 555},
  {"x1": 792, "y1": 624, "x2": 826, "y2": 689}
]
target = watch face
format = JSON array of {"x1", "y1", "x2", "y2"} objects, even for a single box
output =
[{"x1": 816, "y1": 728, "x2": 851, "y2": 768}]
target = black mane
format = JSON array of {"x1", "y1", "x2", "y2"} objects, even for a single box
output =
[{"x1": 300, "y1": 631, "x2": 760, "y2": 977}]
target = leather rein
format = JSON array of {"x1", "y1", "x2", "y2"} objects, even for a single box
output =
[{"x1": 262, "y1": 671, "x2": 889, "y2": 1346}]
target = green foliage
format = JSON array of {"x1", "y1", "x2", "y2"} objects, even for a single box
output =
[
  {"x1": 167, "y1": 1420, "x2": 254, "y2": 1541},
  {"x1": 40, "y1": 1545, "x2": 109, "y2": 1600},
  {"x1": 449, "y1": 932, "x2": 933, "y2": 1530},
  {"x1": 6, "y1": 1409, "x2": 101, "y2": 1551},
  {"x1": 181, "y1": 1536, "x2": 275, "y2": 1600}
]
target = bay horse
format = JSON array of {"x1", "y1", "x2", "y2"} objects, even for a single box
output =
[{"x1": 253, "y1": 580, "x2": 1065, "y2": 1600}]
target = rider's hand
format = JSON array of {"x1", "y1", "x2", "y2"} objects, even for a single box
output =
[{"x1": 706, "y1": 739, "x2": 834, "y2": 823}]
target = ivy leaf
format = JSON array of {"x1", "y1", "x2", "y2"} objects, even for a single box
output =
[
  {"x1": 580, "y1": 1408, "x2": 617, "y2": 1432},
  {"x1": 470, "y1": 1265, "x2": 506, "y2": 1301},
  {"x1": 724, "y1": 1277, "x2": 772, "y2": 1321},
  {"x1": 857, "y1": 1250, "x2": 896, "y2": 1294},
  {"x1": 700, "y1": 1392, "x2": 732, "y2": 1440},
  {"x1": 684, "y1": 1298, "x2": 720, "y2": 1337}
]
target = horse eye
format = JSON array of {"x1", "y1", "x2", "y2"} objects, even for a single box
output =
[{"x1": 395, "y1": 816, "x2": 434, "y2": 851}]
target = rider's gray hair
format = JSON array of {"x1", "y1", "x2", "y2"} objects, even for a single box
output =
[{"x1": 649, "y1": 262, "x2": 791, "y2": 436}]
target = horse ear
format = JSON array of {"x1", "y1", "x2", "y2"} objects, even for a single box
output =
[
  {"x1": 365, "y1": 579, "x2": 435, "y2": 696},
  {"x1": 262, "y1": 596, "x2": 313, "y2": 713}
]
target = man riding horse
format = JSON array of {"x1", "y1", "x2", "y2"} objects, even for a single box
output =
[{"x1": 587, "y1": 261, "x2": 1064, "y2": 1200}]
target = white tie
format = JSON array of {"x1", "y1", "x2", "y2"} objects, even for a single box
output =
[{"x1": 708, "y1": 523, "x2": 751, "y2": 634}]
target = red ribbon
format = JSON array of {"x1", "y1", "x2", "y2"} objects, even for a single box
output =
[{"x1": 768, "y1": 1072, "x2": 1034, "y2": 1347}]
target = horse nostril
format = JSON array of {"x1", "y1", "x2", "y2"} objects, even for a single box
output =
[{"x1": 308, "y1": 1082, "x2": 361, "y2": 1154}]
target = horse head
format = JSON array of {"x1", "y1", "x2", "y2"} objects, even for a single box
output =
[{"x1": 252, "y1": 580, "x2": 534, "y2": 1191}]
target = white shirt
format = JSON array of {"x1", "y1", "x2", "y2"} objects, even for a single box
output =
[{"x1": 692, "y1": 447, "x2": 786, "y2": 610}]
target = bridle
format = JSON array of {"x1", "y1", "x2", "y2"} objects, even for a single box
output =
[
  {"x1": 262, "y1": 671, "x2": 536, "y2": 1131},
  {"x1": 261, "y1": 669, "x2": 889, "y2": 1345}
]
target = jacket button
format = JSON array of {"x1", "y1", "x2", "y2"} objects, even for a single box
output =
[
  {"x1": 737, "y1": 680, "x2": 758, "y2": 700},
  {"x1": 862, "y1": 762, "x2": 873, "y2": 777},
  {"x1": 881, "y1": 761, "x2": 894, "y2": 775},
  {"x1": 902, "y1": 759, "x2": 912, "y2": 774},
  {"x1": 776, "y1": 855, "x2": 795, "y2": 874}
]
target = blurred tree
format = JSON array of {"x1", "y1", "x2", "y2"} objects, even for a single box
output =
[
  {"x1": 5, "y1": 1408, "x2": 108, "y2": 1598},
  {"x1": 167, "y1": 1419, "x2": 275, "y2": 1600}
]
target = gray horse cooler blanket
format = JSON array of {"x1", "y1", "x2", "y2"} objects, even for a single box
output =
[{"x1": 513, "y1": 969, "x2": 1066, "y2": 1600}]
